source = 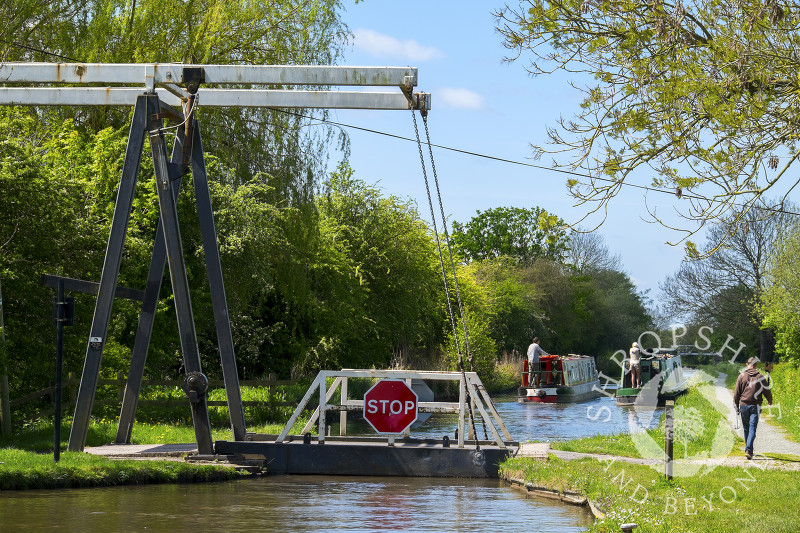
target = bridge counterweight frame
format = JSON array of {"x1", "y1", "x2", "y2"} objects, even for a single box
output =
[{"x1": 0, "y1": 62, "x2": 430, "y2": 453}]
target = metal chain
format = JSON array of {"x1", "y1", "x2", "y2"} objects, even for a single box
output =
[{"x1": 411, "y1": 109, "x2": 481, "y2": 447}]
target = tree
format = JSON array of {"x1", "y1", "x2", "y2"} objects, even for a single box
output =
[
  {"x1": 459, "y1": 257, "x2": 543, "y2": 356},
  {"x1": 304, "y1": 163, "x2": 445, "y2": 373},
  {"x1": 566, "y1": 229, "x2": 622, "y2": 274},
  {"x1": 0, "y1": 0, "x2": 353, "y2": 386},
  {"x1": 0, "y1": 109, "x2": 111, "y2": 395},
  {"x1": 760, "y1": 221, "x2": 800, "y2": 363},
  {"x1": 0, "y1": 0, "x2": 349, "y2": 201},
  {"x1": 660, "y1": 203, "x2": 793, "y2": 360},
  {"x1": 495, "y1": 1, "x2": 800, "y2": 248},
  {"x1": 451, "y1": 206, "x2": 569, "y2": 264}
]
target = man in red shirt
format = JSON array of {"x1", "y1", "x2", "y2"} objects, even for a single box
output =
[{"x1": 733, "y1": 357, "x2": 773, "y2": 460}]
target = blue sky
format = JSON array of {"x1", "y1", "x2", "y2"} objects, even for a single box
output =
[{"x1": 327, "y1": 1, "x2": 689, "y2": 299}]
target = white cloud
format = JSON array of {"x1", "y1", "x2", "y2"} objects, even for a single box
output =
[
  {"x1": 353, "y1": 28, "x2": 444, "y2": 62},
  {"x1": 438, "y1": 87, "x2": 485, "y2": 110}
]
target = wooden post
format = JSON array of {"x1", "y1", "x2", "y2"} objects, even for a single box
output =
[
  {"x1": 0, "y1": 279, "x2": 10, "y2": 437},
  {"x1": 665, "y1": 399, "x2": 674, "y2": 480}
]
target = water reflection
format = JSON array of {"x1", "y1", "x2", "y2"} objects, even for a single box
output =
[{"x1": 0, "y1": 476, "x2": 594, "y2": 532}]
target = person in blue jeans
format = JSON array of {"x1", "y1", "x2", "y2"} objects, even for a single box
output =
[{"x1": 733, "y1": 357, "x2": 773, "y2": 460}]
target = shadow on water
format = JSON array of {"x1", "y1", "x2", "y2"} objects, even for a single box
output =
[{"x1": 0, "y1": 476, "x2": 594, "y2": 532}]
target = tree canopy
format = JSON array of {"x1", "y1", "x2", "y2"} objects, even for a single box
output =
[
  {"x1": 451, "y1": 206, "x2": 569, "y2": 264},
  {"x1": 495, "y1": 0, "x2": 800, "y2": 249},
  {"x1": 0, "y1": 0, "x2": 348, "y2": 200},
  {"x1": 761, "y1": 221, "x2": 800, "y2": 363}
]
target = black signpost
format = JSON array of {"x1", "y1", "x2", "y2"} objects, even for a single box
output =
[{"x1": 51, "y1": 278, "x2": 74, "y2": 462}]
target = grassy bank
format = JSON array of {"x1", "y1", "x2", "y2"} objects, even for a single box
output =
[
  {"x1": 0, "y1": 419, "x2": 292, "y2": 491},
  {"x1": 0, "y1": 418, "x2": 293, "y2": 453},
  {"x1": 1, "y1": 383, "x2": 310, "y2": 491},
  {"x1": 501, "y1": 456, "x2": 800, "y2": 532},
  {"x1": 0, "y1": 448, "x2": 243, "y2": 490}
]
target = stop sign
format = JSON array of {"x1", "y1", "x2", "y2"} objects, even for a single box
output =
[{"x1": 363, "y1": 379, "x2": 418, "y2": 434}]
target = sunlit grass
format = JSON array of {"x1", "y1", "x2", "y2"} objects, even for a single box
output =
[
  {"x1": 0, "y1": 448, "x2": 241, "y2": 490},
  {"x1": 501, "y1": 455, "x2": 800, "y2": 532},
  {"x1": 764, "y1": 363, "x2": 800, "y2": 444}
]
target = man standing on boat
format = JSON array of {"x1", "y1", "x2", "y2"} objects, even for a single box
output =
[
  {"x1": 527, "y1": 337, "x2": 548, "y2": 387},
  {"x1": 733, "y1": 357, "x2": 773, "y2": 460},
  {"x1": 629, "y1": 342, "x2": 644, "y2": 388}
]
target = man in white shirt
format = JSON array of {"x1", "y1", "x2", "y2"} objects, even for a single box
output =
[
  {"x1": 629, "y1": 341, "x2": 643, "y2": 388},
  {"x1": 527, "y1": 337, "x2": 548, "y2": 387}
]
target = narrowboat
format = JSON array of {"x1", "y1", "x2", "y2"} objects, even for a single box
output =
[
  {"x1": 615, "y1": 352, "x2": 688, "y2": 406},
  {"x1": 517, "y1": 354, "x2": 602, "y2": 403}
]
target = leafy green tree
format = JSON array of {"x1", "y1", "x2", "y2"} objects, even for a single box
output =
[
  {"x1": 588, "y1": 268, "x2": 653, "y2": 355},
  {"x1": 451, "y1": 206, "x2": 569, "y2": 264},
  {"x1": 0, "y1": 108, "x2": 110, "y2": 395},
  {"x1": 459, "y1": 257, "x2": 542, "y2": 356},
  {"x1": 309, "y1": 163, "x2": 445, "y2": 373},
  {"x1": 0, "y1": 0, "x2": 348, "y2": 200},
  {"x1": 495, "y1": 1, "x2": 800, "y2": 247},
  {"x1": 761, "y1": 222, "x2": 800, "y2": 363}
]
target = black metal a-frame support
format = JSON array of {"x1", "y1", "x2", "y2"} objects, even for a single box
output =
[{"x1": 67, "y1": 93, "x2": 246, "y2": 453}]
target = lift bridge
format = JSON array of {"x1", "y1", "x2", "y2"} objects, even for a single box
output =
[{"x1": 0, "y1": 62, "x2": 517, "y2": 476}]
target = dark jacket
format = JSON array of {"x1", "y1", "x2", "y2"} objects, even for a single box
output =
[{"x1": 733, "y1": 368, "x2": 773, "y2": 406}]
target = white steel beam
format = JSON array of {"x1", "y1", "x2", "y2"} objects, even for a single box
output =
[
  {"x1": 0, "y1": 63, "x2": 417, "y2": 87},
  {"x1": 0, "y1": 87, "x2": 430, "y2": 110}
]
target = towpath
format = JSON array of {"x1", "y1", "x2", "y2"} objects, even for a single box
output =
[
  {"x1": 715, "y1": 372, "x2": 800, "y2": 459},
  {"x1": 517, "y1": 371, "x2": 800, "y2": 471}
]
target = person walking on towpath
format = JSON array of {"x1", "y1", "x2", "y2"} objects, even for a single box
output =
[
  {"x1": 527, "y1": 337, "x2": 548, "y2": 387},
  {"x1": 733, "y1": 357, "x2": 773, "y2": 460}
]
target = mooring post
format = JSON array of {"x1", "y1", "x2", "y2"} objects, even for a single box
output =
[{"x1": 665, "y1": 399, "x2": 674, "y2": 480}]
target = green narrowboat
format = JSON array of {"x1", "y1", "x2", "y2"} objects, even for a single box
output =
[{"x1": 615, "y1": 352, "x2": 688, "y2": 406}]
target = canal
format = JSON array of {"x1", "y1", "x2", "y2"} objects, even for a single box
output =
[
  {"x1": 0, "y1": 475, "x2": 594, "y2": 532},
  {"x1": 3, "y1": 391, "x2": 661, "y2": 531},
  {"x1": 331, "y1": 388, "x2": 662, "y2": 442}
]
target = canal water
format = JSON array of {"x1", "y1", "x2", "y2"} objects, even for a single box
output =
[
  {"x1": 0, "y1": 475, "x2": 594, "y2": 532},
  {"x1": 2, "y1": 387, "x2": 665, "y2": 531},
  {"x1": 332, "y1": 388, "x2": 662, "y2": 443}
]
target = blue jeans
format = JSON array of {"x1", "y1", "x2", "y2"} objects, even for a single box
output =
[{"x1": 740, "y1": 404, "x2": 760, "y2": 454}]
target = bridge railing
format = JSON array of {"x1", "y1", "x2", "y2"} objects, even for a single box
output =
[{"x1": 276, "y1": 369, "x2": 514, "y2": 449}]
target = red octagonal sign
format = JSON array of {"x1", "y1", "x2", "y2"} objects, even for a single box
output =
[{"x1": 363, "y1": 379, "x2": 418, "y2": 434}]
